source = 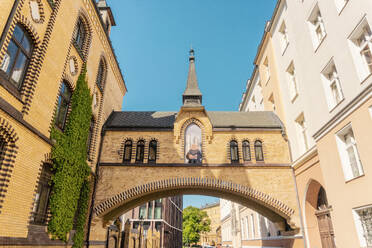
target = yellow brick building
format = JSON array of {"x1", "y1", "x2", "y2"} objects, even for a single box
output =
[
  {"x1": 199, "y1": 202, "x2": 221, "y2": 247},
  {"x1": 0, "y1": 0, "x2": 126, "y2": 245}
]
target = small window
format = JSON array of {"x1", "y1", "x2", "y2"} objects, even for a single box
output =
[
  {"x1": 74, "y1": 18, "x2": 86, "y2": 51},
  {"x1": 55, "y1": 81, "x2": 72, "y2": 130},
  {"x1": 242, "y1": 140, "x2": 251, "y2": 161},
  {"x1": 154, "y1": 199, "x2": 162, "y2": 219},
  {"x1": 286, "y1": 61, "x2": 298, "y2": 101},
  {"x1": 123, "y1": 140, "x2": 132, "y2": 162},
  {"x1": 279, "y1": 21, "x2": 289, "y2": 53},
  {"x1": 31, "y1": 163, "x2": 53, "y2": 225},
  {"x1": 148, "y1": 140, "x2": 157, "y2": 163},
  {"x1": 321, "y1": 60, "x2": 344, "y2": 110},
  {"x1": 230, "y1": 141, "x2": 239, "y2": 163},
  {"x1": 96, "y1": 60, "x2": 105, "y2": 90},
  {"x1": 135, "y1": 140, "x2": 145, "y2": 163},
  {"x1": 0, "y1": 24, "x2": 33, "y2": 89},
  {"x1": 353, "y1": 205, "x2": 372, "y2": 247},
  {"x1": 295, "y1": 113, "x2": 309, "y2": 153},
  {"x1": 254, "y1": 140, "x2": 264, "y2": 161},
  {"x1": 139, "y1": 204, "x2": 146, "y2": 219},
  {"x1": 308, "y1": 5, "x2": 327, "y2": 49},
  {"x1": 147, "y1": 201, "x2": 153, "y2": 219},
  {"x1": 336, "y1": 125, "x2": 364, "y2": 181},
  {"x1": 348, "y1": 18, "x2": 372, "y2": 81}
]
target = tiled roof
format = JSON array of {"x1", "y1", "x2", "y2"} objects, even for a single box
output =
[{"x1": 105, "y1": 111, "x2": 283, "y2": 129}]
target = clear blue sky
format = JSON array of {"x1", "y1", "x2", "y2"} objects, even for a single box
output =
[{"x1": 108, "y1": 0, "x2": 277, "y2": 207}]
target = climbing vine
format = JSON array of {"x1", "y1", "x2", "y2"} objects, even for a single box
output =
[{"x1": 48, "y1": 68, "x2": 92, "y2": 243}]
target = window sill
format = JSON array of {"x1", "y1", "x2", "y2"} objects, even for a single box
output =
[
  {"x1": 345, "y1": 174, "x2": 365, "y2": 184},
  {"x1": 329, "y1": 98, "x2": 345, "y2": 113},
  {"x1": 314, "y1": 34, "x2": 327, "y2": 53},
  {"x1": 360, "y1": 72, "x2": 372, "y2": 85},
  {"x1": 0, "y1": 73, "x2": 23, "y2": 103},
  {"x1": 337, "y1": 1, "x2": 349, "y2": 16},
  {"x1": 290, "y1": 93, "x2": 298, "y2": 103},
  {"x1": 281, "y1": 43, "x2": 289, "y2": 56}
]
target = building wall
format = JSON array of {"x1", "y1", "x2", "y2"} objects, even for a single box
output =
[
  {"x1": 0, "y1": 0, "x2": 126, "y2": 244},
  {"x1": 240, "y1": 0, "x2": 372, "y2": 247},
  {"x1": 199, "y1": 202, "x2": 221, "y2": 246}
]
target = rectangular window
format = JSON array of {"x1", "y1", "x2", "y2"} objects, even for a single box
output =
[
  {"x1": 31, "y1": 163, "x2": 53, "y2": 225},
  {"x1": 321, "y1": 60, "x2": 344, "y2": 110},
  {"x1": 154, "y1": 199, "x2": 162, "y2": 219},
  {"x1": 139, "y1": 204, "x2": 147, "y2": 219},
  {"x1": 336, "y1": 124, "x2": 364, "y2": 181},
  {"x1": 241, "y1": 218, "x2": 245, "y2": 239},
  {"x1": 353, "y1": 205, "x2": 372, "y2": 247},
  {"x1": 286, "y1": 61, "x2": 298, "y2": 101},
  {"x1": 245, "y1": 216, "x2": 249, "y2": 239},
  {"x1": 348, "y1": 18, "x2": 372, "y2": 81},
  {"x1": 308, "y1": 5, "x2": 327, "y2": 49},
  {"x1": 279, "y1": 21, "x2": 289, "y2": 53},
  {"x1": 147, "y1": 201, "x2": 153, "y2": 219},
  {"x1": 295, "y1": 113, "x2": 309, "y2": 153},
  {"x1": 250, "y1": 214, "x2": 255, "y2": 239}
]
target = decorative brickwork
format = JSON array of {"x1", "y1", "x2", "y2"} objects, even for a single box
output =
[
  {"x1": 0, "y1": 117, "x2": 19, "y2": 213},
  {"x1": 93, "y1": 176, "x2": 295, "y2": 219},
  {"x1": 29, "y1": 0, "x2": 45, "y2": 24}
]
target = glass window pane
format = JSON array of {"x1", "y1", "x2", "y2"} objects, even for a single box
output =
[
  {"x1": 10, "y1": 52, "x2": 27, "y2": 87},
  {"x1": 139, "y1": 204, "x2": 146, "y2": 219},
  {"x1": 21, "y1": 36, "x2": 31, "y2": 54},
  {"x1": 13, "y1": 25, "x2": 24, "y2": 42},
  {"x1": 148, "y1": 201, "x2": 153, "y2": 219},
  {"x1": 56, "y1": 98, "x2": 68, "y2": 129},
  {"x1": 2, "y1": 41, "x2": 18, "y2": 75}
]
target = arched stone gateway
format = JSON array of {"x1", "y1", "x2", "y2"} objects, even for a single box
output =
[{"x1": 88, "y1": 50, "x2": 304, "y2": 246}]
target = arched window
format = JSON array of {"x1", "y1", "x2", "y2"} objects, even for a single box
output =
[
  {"x1": 184, "y1": 123, "x2": 202, "y2": 164},
  {"x1": 74, "y1": 18, "x2": 86, "y2": 51},
  {"x1": 0, "y1": 24, "x2": 33, "y2": 89},
  {"x1": 55, "y1": 81, "x2": 72, "y2": 130},
  {"x1": 230, "y1": 140, "x2": 239, "y2": 163},
  {"x1": 135, "y1": 140, "x2": 145, "y2": 163},
  {"x1": 123, "y1": 140, "x2": 132, "y2": 162},
  {"x1": 254, "y1": 140, "x2": 264, "y2": 161},
  {"x1": 148, "y1": 140, "x2": 157, "y2": 163},
  {"x1": 242, "y1": 140, "x2": 251, "y2": 161},
  {"x1": 96, "y1": 59, "x2": 105, "y2": 90}
]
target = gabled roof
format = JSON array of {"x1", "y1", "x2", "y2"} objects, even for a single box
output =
[{"x1": 105, "y1": 111, "x2": 283, "y2": 130}]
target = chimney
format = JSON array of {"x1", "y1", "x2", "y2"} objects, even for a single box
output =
[{"x1": 97, "y1": 0, "x2": 116, "y2": 36}]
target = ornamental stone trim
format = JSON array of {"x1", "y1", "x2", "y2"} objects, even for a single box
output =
[{"x1": 93, "y1": 176, "x2": 295, "y2": 219}]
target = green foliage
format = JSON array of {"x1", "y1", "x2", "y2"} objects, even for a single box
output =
[
  {"x1": 182, "y1": 206, "x2": 211, "y2": 246},
  {"x1": 72, "y1": 178, "x2": 91, "y2": 248},
  {"x1": 48, "y1": 69, "x2": 92, "y2": 242}
]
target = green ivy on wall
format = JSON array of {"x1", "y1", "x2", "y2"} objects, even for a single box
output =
[{"x1": 48, "y1": 68, "x2": 93, "y2": 246}]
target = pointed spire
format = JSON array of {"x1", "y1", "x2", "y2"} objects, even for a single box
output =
[{"x1": 183, "y1": 48, "x2": 202, "y2": 106}]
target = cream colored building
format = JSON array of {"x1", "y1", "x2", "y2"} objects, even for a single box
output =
[
  {"x1": 200, "y1": 202, "x2": 222, "y2": 247},
  {"x1": 240, "y1": 0, "x2": 372, "y2": 247}
]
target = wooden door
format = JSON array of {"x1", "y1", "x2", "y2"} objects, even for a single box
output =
[{"x1": 315, "y1": 208, "x2": 336, "y2": 248}]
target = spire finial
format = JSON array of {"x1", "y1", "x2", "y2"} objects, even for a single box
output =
[
  {"x1": 189, "y1": 47, "x2": 195, "y2": 61},
  {"x1": 183, "y1": 48, "x2": 202, "y2": 106}
]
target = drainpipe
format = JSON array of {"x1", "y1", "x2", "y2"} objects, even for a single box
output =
[{"x1": 86, "y1": 116, "x2": 109, "y2": 248}]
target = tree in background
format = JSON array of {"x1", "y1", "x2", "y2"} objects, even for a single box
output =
[{"x1": 183, "y1": 206, "x2": 211, "y2": 247}]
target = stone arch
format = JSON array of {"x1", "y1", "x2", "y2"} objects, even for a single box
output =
[
  {"x1": 72, "y1": 9, "x2": 93, "y2": 61},
  {"x1": 179, "y1": 118, "x2": 206, "y2": 161},
  {"x1": 93, "y1": 176, "x2": 295, "y2": 228},
  {"x1": 0, "y1": 117, "x2": 19, "y2": 213}
]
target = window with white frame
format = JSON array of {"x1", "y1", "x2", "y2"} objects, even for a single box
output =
[
  {"x1": 241, "y1": 218, "x2": 245, "y2": 240},
  {"x1": 250, "y1": 214, "x2": 255, "y2": 239},
  {"x1": 245, "y1": 216, "x2": 249, "y2": 239},
  {"x1": 308, "y1": 5, "x2": 327, "y2": 49},
  {"x1": 286, "y1": 61, "x2": 298, "y2": 101},
  {"x1": 336, "y1": 124, "x2": 364, "y2": 181},
  {"x1": 349, "y1": 18, "x2": 372, "y2": 81},
  {"x1": 295, "y1": 113, "x2": 309, "y2": 153},
  {"x1": 279, "y1": 21, "x2": 289, "y2": 53},
  {"x1": 263, "y1": 57, "x2": 270, "y2": 82},
  {"x1": 353, "y1": 205, "x2": 372, "y2": 247},
  {"x1": 335, "y1": 0, "x2": 349, "y2": 13},
  {"x1": 321, "y1": 60, "x2": 344, "y2": 110}
]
